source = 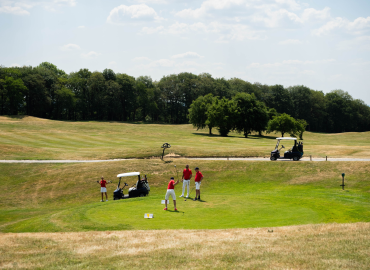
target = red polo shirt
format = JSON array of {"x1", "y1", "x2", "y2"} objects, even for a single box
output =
[
  {"x1": 100, "y1": 179, "x2": 107, "y2": 187},
  {"x1": 183, "y1": 169, "x2": 192, "y2": 179},
  {"x1": 168, "y1": 180, "x2": 175, "y2": 189},
  {"x1": 194, "y1": 171, "x2": 203, "y2": 182}
]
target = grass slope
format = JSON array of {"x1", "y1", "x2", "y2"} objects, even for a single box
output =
[
  {"x1": 1, "y1": 116, "x2": 370, "y2": 160},
  {"x1": 1, "y1": 159, "x2": 369, "y2": 233},
  {"x1": 1, "y1": 223, "x2": 369, "y2": 269}
]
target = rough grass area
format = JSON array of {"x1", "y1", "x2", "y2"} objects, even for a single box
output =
[
  {"x1": 1, "y1": 223, "x2": 369, "y2": 269},
  {"x1": 1, "y1": 116, "x2": 370, "y2": 160},
  {"x1": 1, "y1": 159, "x2": 369, "y2": 233}
]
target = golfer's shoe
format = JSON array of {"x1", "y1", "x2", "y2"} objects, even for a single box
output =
[
  {"x1": 106, "y1": 200, "x2": 108, "y2": 201},
  {"x1": 174, "y1": 208, "x2": 178, "y2": 211},
  {"x1": 179, "y1": 195, "x2": 184, "y2": 197},
  {"x1": 163, "y1": 207, "x2": 167, "y2": 211},
  {"x1": 198, "y1": 196, "x2": 200, "y2": 200},
  {"x1": 193, "y1": 198, "x2": 197, "y2": 201},
  {"x1": 186, "y1": 196, "x2": 189, "y2": 198},
  {"x1": 100, "y1": 200, "x2": 103, "y2": 202}
]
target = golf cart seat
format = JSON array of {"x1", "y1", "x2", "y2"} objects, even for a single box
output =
[{"x1": 114, "y1": 172, "x2": 150, "y2": 200}]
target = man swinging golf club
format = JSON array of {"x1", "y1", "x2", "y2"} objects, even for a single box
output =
[
  {"x1": 180, "y1": 164, "x2": 192, "y2": 198},
  {"x1": 193, "y1": 167, "x2": 203, "y2": 201},
  {"x1": 164, "y1": 177, "x2": 179, "y2": 211}
]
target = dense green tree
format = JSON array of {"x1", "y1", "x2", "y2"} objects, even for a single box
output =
[
  {"x1": 295, "y1": 119, "x2": 308, "y2": 140},
  {"x1": 102, "y1": 68, "x2": 116, "y2": 81},
  {"x1": 265, "y1": 85, "x2": 292, "y2": 115},
  {"x1": 87, "y1": 72, "x2": 106, "y2": 120},
  {"x1": 22, "y1": 74, "x2": 49, "y2": 117},
  {"x1": 214, "y1": 78, "x2": 232, "y2": 99},
  {"x1": 206, "y1": 97, "x2": 236, "y2": 136},
  {"x1": 2, "y1": 76, "x2": 27, "y2": 115},
  {"x1": 38, "y1": 62, "x2": 67, "y2": 78},
  {"x1": 54, "y1": 86, "x2": 75, "y2": 120},
  {"x1": 116, "y1": 73, "x2": 136, "y2": 121},
  {"x1": 188, "y1": 94, "x2": 215, "y2": 134},
  {"x1": 229, "y1": 78, "x2": 261, "y2": 99},
  {"x1": 232, "y1": 93, "x2": 270, "y2": 137},
  {"x1": 325, "y1": 90, "x2": 353, "y2": 132},
  {"x1": 289, "y1": 85, "x2": 312, "y2": 123},
  {"x1": 267, "y1": 113, "x2": 298, "y2": 137},
  {"x1": 68, "y1": 69, "x2": 91, "y2": 120}
]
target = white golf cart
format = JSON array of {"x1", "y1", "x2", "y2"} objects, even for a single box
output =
[
  {"x1": 113, "y1": 172, "x2": 150, "y2": 200},
  {"x1": 270, "y1": 137, "x2": 304, "y2": 161}
]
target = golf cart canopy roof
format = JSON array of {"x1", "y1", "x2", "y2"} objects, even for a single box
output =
[
  {"x1": 117, "y1": 172, "x2": 140, "y2": 178},
  {"x1": 276, "y1": 137, "x2": 297, "y2": 140}
]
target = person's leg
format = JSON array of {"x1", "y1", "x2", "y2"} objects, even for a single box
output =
[
  {"x1": 105, "y1": 192, "x2": 108, "y2": 200},
  {"x1": 174, "y1": 199, "x2": 176, "y2": 209},
  {"x1": 181, "y1": 181, "x2": 185, "y2": 197},
  {"x1": 101, "y1": 192, "x2": 103, "y2": 201},
  {"x1": 164, "y1": 190, "x2": 169, "y2": 210},
  {"x1": 186, "y1": 180, "x2": 190, "y2": 197}
]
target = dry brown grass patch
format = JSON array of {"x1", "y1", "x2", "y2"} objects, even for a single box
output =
[{"x1": 1, "y1": 223, "x2": 369, "y2": 269}]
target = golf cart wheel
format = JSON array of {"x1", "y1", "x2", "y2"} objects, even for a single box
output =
[
  {"x1": 293, "y1": 156, "x2": 299, "y2": 161},
  {"x1": 270, "y1": 156, "x2": 277, "y2": 161}
]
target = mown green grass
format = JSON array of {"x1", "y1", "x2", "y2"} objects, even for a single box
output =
[
  {"x1": 1, "y1": 160, "x2": 369, "y2": 233},
  {"x1": 1, "y1": 115, "x2": 370, "y2": 160}
]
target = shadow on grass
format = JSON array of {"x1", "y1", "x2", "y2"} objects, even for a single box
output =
[
  {"x1": 5, "y1": 115, "x2": 28, "y2": 119},
  {"x1": 166, "y1": 210, "x2": 185, "y2": 214},
  {"x1": 192, "y1": 133, "x2": 277, "y2": 140}
]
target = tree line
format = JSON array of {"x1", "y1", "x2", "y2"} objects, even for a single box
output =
[
  {"x1": 189, "y1": 93, "x2": 307, "y2": 138},
  {"x1": 0, "y1": 62, "x2": 369, "y2": 134}
]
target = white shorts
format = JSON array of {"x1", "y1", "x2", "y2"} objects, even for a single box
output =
[
  {"x1": 165, "y1": 189, "x2": 176, "y2": 200},
  {"x1": 101, "y1": 187, "x2": 107, "y2": 193},
  {"x1": 195, "y1": 181, "x2": 201, "y2": 190}
]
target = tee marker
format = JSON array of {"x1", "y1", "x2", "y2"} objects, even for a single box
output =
[{"x1": 144, "y1": 213, "x2": 154, "y2": 219}]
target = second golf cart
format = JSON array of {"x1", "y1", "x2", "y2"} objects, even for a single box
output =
[
  {"x1": 113, "y1": 172, "x2": 150, "y2": 200},
  {"x1": 270, "y1": 137, "x2": 304, "y2": 161}
]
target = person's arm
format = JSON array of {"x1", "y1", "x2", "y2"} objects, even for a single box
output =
[
  {"x1": 182, "y1": 171, "x2": 184, "y2": 182},
  {"x1": 174, "y1": 180, "x2": 180, "y2": 186},
  {"x1": 189, "y1": 172, "x2": 192, "y2": 180}
]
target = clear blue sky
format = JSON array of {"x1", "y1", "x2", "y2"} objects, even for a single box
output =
[{"x1": 1, "y1": 0, "x2": 369, "y2": 104}]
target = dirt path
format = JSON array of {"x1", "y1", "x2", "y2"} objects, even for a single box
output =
[{"x1": 0, "y1": 157, "x2": 370, "y2": 163}]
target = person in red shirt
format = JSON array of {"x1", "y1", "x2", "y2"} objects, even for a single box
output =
[
  {"x1": 164, "y1": 177, "x2": 179, "y2": 211},
  {"x1": 180, "y1": 164, "x2": 192, "y2": 198},
  {"x1": 193, "y1": 167, "x2": 203, "y2": 201},
  {"x1": 98, "y1": 176, "x2": 109, "y2": 202}
]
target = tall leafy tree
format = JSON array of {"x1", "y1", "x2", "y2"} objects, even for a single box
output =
[
  {"x1": 267, "y1": 113, "x2": 297, "y2": 137},
  {"x1": 206, "y1": 97, "x2": 236, "y2": 136},
  {"x1": 102, "y1": 68, "x2": 116, "y2": 81},
  {"x1": 3, "y1": 76, "x2": 27, "y2": 115},
  {"x1": 233, "y1": 93, "x2": 270, "y2": 137},
  {"x1": 116, "y1": 73, "x2": 136, "y2": 121},
  {"x1": 23, "y1": 74, "x2": 50, "y2": 117},
  {"x1": 68, "y1": 69, "x2": 91, "y2": 120},
  {"x1": 87, "y1": 72, "x2": 106, "y2": 120},
  {"x1": 188, "y1": 94, "x2": 215, "y2": 134}
]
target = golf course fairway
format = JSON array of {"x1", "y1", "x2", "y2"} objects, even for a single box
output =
[{"x1": 1, "y1": 160, "x2": 369, "y2": 232}]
